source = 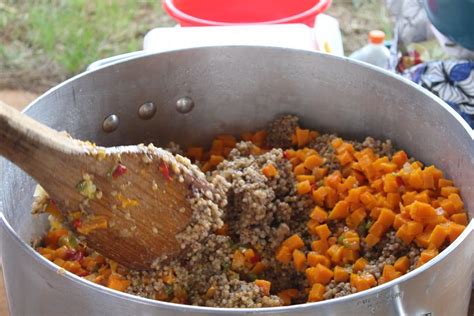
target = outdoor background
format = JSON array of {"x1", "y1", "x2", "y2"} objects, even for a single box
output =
[{"x1": 0, "y1": 0, "x2": 391, "y2": 100}]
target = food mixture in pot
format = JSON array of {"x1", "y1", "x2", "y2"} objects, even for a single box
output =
[{"x1": 33, "y1": 115, "x2": 469, "y2": 307}]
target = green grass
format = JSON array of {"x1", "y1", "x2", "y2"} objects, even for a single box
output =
[{"x1": 0, "y1": 0, "x2": 173, "y2": 90}]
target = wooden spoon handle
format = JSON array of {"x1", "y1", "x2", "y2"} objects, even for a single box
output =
[{"x1": 0, "y1": 101, "x2": 84, "y2": 183}]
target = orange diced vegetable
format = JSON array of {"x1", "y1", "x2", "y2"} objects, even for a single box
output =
[
  {"x1": 377, "y1": 208, "x2": 396, "y2": 227},
  {"x1": 331, "y1": 137, "x2": 343, "y2": 148},
  {"x1": 368, "y1": 221, "x2": 386, "y2": 237},
  {"x1": 262, "y1": 163, "x2": 278, "y2": 178},
  {"x1": 307, "y1": 252, "x2": 331, "y2": 267},
  {"x1": 187, "y1": 147, "x2": 204, "y2": 161},
  {"x1": 396, "y1": 224, "x2": 415, "y2": 244},
  {"x1": 294, "y1": 163, "x2": 308, "y2": 176},
  {"x1": 314, "y1": 224, "x2": 331, "y2": 241},
  {"x1": 382, "y1": 264, "x2": 402, "y2": 283},
  {"x1": 310, "y1": 206, "x2": 328, "y2": 223},
  {"x1": 334, "y1": 266, "x2": 350, "y2": 282},
  {"x1": 107, "y1": 273, "x2": 130, "y2": 292},
  {"x1": 448, "y1": 193, "x2": 464, "y2": 213},
  {"x1": 232, "y1": 250, "x2": 246, "y2": 270},
  {"x1": 450, "y1": 213, "x2": 468, "y2": 225},
  {"x1": 311, "y1": 239, "x2": 329, "y2": 254},
  {"x1": 383, "y1": 174, "x2": 400, "y2": 193},
  {"x1": 312, "y1": 186, "x2": 329, "y2": 206},
  {"x1": 217, "y1": 134, "x2": 237, "y2": 147},
  {"x1": 393, "y1": 214, "x2": 409, "y2": 230},
  {"x1": 293, "y1": 249, "x2": 306, "y2": 272},
  {"x1": 252, "y1": 130, "x2": 267, "y2": 147},
  {"x1": 297, "y1": 180, "x2": 312, "y2": 195},
  {"x1": 394, "y1": 256, "x2": 410, "y2": 273},
  {"x1": 282, "y1": 234, "x2": 305, "y2": 250},
  {"x1": 392, "y1": 150, "x2": 408, "y2": 168},
  {"x1": 328, "y1": 200, "x2": 350, "y2": 220},
  {"x1": 365, "y1": 233, "x2": 380, "y2": 248},
  {"x1": 251, "y1": 262, "x2": 267, "y2": 274},
  {"x1": 306, "y1": 264, "x2": 334, "y2": 285},
  {"x1": 326, "y1": 244, "x2": 344, "y2": 264},
  {"x1": 308, "y1": 283, "x2": 326, "y2": 302},
  {"x1": 446, "y1": 222, "x2": 466, "y2": 243},
  {"x1": 440, "y1": 186, "x2": 459, "y2": 198},
  {"x1": 278, "y1": 289, "x2": 299, "y2": 305},
  {"x1": 276, "y1": 246, "x2": 292, "y2": 265},
  {"x1": 255, "y1": 279, "x2": 271, "y2": 296},
  {"x1": 215, "y1": 223, "x2": 229, "y2": 235},
  {"x1": 405, "y1": 221, "x2": 423, "y2": 235},
  {"x1": 346, "y1": 207, "x2": 367, "y2": 229},
  {"x1": 428, "y1": 225, "x2": 448, "y2": 249},
  {"x1": 209, "y1": 155, "x2": 224, "y2": 166},
  {"x1": 304, "y1": 154, "x2": 324, "y2": 170},
  {"x1": 407, "y1": 201, "x2": 437, "y2": 223},
  {"x1": 360, "y1": 191, "x2": 377, "y2": 208},
  {"x1": 296, "y1": 128, "x2": 310, "y2": 147},
  {"x1": 438, "y1": 178, "x2": 453, "y2": 188},
  {"x1": 350, "y1": 273, "x2": 376, "y2": 292},
  {"x1": 415, "y1": 231, "x2": 431, "y2": 248},
  {"x1": 352, "y1": 257, "x2": 368, "y2": 273},
  {"x1": 297, "y1": 175, "x2": 316, "y2": 183}
]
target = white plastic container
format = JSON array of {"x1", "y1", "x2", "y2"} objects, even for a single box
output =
[{"x1": 349, "y1": 30, "x2": 391, "y2": 69}]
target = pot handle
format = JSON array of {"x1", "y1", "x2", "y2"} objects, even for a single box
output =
[{"x1": 87, "y1": 51, "x2": 149, "y2": 71}]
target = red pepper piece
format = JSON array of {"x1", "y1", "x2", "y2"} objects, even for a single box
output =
[
  {"x1": 112, "y1": 164, "x2": 127, "y2": 178},
  {"x1": 283, "y1": 151, "x2": 290, "y2": 160},
  {"x1": 160, "y1": 162, "x2": 172, "y2": 181},
  {"x1": 250, "y1": 254, "x2": 261, "y2": 265},
  {"x1": 72, "y1": 219, "x2": 81, "y2": 229}
]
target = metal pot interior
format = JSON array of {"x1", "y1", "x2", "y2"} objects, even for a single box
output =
[{"x1": 0, "y1": 46, "x2": 473, "y2": 313}]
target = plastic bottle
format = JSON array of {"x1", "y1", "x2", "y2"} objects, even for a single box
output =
[{"x1": 349, "y1": 30, "x2": 390, "y2": 69}]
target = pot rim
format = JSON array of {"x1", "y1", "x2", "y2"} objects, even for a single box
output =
[{"x1": 1, "y1": 46, "x2": 473, "y2": 313}]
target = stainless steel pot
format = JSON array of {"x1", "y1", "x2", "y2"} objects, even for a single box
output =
[{"x1": 1, "y1": 46, "x2": 473, "y2": 315}]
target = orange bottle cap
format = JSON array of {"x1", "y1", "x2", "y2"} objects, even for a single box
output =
[{"x1": 369, "y1": 30, "x2": 385, "y2": 44}]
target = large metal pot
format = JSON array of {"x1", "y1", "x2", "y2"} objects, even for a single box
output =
[{"x1": 0, "y1": 46, "x2": 473, "y2": 315}]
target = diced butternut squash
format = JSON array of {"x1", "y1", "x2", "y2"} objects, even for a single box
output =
[
  {"x1": 331, "y1": 137, "x2": 343, "y2": 148},
  {"x1": 292, "y1": 249, "x2": 306, "y2": 272},
  {"x1": 262, "y1": 163, "x2": 278, "y2": 178},
  {"x1": 368, "y1": 221, "x2": 386, "y2": 237},
  {"x1": 350, "y1": 273, "x2": 376, "y2": 292},
  {"x1": 328, "y1": 201, "x2": 350, "y2": 220},
  {"x1": 346, "y1": 207, "x2": 367, "y2": 229},
  {"x1": 365, "y1": 233, "x2": 380, "y2": 248},
  {"x1": 392, "y1": 150, "x2": 408, "y2": 168},
  {"x1": 282, "y1": 234, "x2": 305, "y2": 251},
  {"x1": 306, "y1": 264, "x2": 334, "y2": 285},
  {"x1": 405, "y1": 221, "x2": 423, "y2": 235},
  {"x1": 450, "y1": 213, "x2": 468, "y2": 225},
  {"x1": 297, "y1": 180, "x2": 312, "y2": 195},
  {"x1": 278, "y1": 289, "x2": 299, "y2": 306},
  {"x1": 312, "y1": 186, "x2": 329, "y2": 206},
  {"x1": 383, "y1": 174, "x2": 400, "y2": 193},
  {"x1": 326, "y1": 244, "x2": 344, "y2": 264},
  {"x1": 448, "y1": 193, "x2": 464, "y2": 213},
  {"x1": 307, "y1": 252, "x2": 331, "y2": 267},
  {"x1": 415, "y1": 231, "x2": 431, "y2": 248},
  {"x1": 440, "y1": 186, "x2": 459, "y2": 198},
  {"x1": 428, "y1": 225, "x2": 448, "y2": 249},
  {"x1": 187, "y1": 147, "x2": 204, "y2": 161},
  {"x1": 255, "y1": 279, "x2": 271, "y2": 296},
  {"x1": 382, "y1": 264, "x2": 402, "y2": 283},
  {"x1": 377, "y1": 208, "x2": 396, "y2": 227},
  {"x1": 394, "y1": 256, "x2": 410, "y2": 273},
  {"x1": 311, "y1": 239, "x2": 329, "y2": 254},
  {"x1": 438, "y1": 178, "x2": 453, "y2": 188},
  {"x1": 294, "y1": 163, "x2": 308, "y2": 176},
  {"x1": 417, "y1": 249, "x2": 438, "y2": 267},
  {"x1": 108, "y1": 273, "x2": 131, "y2": 292},
  {"x1": 407, "y1": 201, "x2": 437, "y2": 223},
  {"x1": 314, "y1": 224, "x2": 331, "y2": 241},
  {"x1": 296, "y1": 128, "x2": 310, "y2": 147},
  {"x1": 446, "y1": 222, "x2": 466, "y2": 243},
  {"x1": 353, "y1": 257, "x2": 368, "y2": 273},
  {"x1": 334, "y1": 266, "x2": 350, "y2": 282},
  {"x1": 393, "y1": 214, "x2": 409, "y2": 230},
  {"x1": 360, "y1": 191, "x2": 377, "y2": 208},
  {"x1": 396, "y1": 224, "x2": 415, "y2": 244},
  {"x1": 310, "y1": 206, "x2": 328, "y2": 223},
  {"x1": 308, "y1": 283, "x2": 326, "y2": 302},
  {"x1": 276, "y1": 246, "x2": 292, "y2": 265},
  {"x1": 297, "y1": 175, "x2": 316, "y2": 183},
  {"x1": 304, "y1": 154, "x2": 324, "y2": 170}
]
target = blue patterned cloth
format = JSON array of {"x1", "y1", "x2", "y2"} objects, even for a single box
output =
[{"x1": 403, "y1": 60, "x2": 474, "y2": 127}]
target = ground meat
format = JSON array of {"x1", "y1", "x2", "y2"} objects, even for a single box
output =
[{"x1": 265, "y1": 115, "x2": 299, "y2": 149}]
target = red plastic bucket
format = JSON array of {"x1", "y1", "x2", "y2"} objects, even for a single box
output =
[{"x1": 162, "y1": 0, "x2": 332, "y2": 27}]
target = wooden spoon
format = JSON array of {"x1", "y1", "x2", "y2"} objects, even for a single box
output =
[{"x1": 0, "y1": 101, "x2": 207, "y2": 270}]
